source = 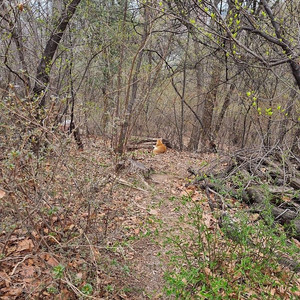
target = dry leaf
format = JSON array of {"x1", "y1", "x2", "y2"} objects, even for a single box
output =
[
  {"x1": 0, "y1": 271, "x2": 11, "y2": 287},
  {"x1": 149, "y1": 209, "x2": 158, "y2": 215},
  {"x1": 56, "y1": 288, "x2": 73, "y2": 299},
  {"x1": 249, "y1": 213, "x2": 260, "y2": 222},
  {"x1": 204, "y1": 267, "x2": 212, "y2": 276},
  {"x1": 0, "y1": 189, "x2": 6, "y2": 199},
  {"x1": 20, "y1": 266, "x2": 35, "y2": 278},
  {"x1": 2, "y1": 287, "x2": 23, "y2": 297},
  {"x1": 17, "y1": 239, "x2": 34, "y2": 252},
  {"x1": 40, "y1": 253, "x2": 59, "y2": 267}
]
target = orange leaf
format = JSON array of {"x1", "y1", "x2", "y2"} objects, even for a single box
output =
[{"x1": 0, "y1": 189, "x2": 6, "y2": 199}]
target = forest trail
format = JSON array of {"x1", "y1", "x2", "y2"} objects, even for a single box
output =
[{"x1": 107, "y1": 146, "x2": 216, "y2": 298}]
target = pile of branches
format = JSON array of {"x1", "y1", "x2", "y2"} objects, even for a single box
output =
[{"x1": 188, "y1": 148, "x2": 300, "y2": 241}]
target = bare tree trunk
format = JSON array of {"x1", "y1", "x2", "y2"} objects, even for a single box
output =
[
  {"x1": 200, "y1": 62, "x2": 221, "y2": 150},
  {"x1": 116, "y1": 3, "x2": 150, "y2": 154},
  {"x1": 69, "y1": 40, "x2": 83, "y2": 150},
  {"x1": 32, "y1": 0, "x2": 82, "y2": 107},
  {"x1": 116, "y1": 0, "x2": 128, "y2": 119},
  {"x1": 242, "y1": 116, "x2": 253, "y2": 148},
  {"x1": 278, "y1": 86, "x2": 297, "y2": 145},
  {"x1": 215, "y1": 83, "x2": 234, "y2": 136},
  {"x1": 188, "y1": 40, "x2": 203, "y2": 151},
  {"x1": 1, "y1": 2, "x2": 31, "y2": 94},
  {"x1": 101, "y1": 48, "x2": 111, "y2": 134},
  {"x1": 179, "y1": 33, "x2": 189, "y2": 151},
  {"x1": 116, "y1": 46, "x2": 144, "y2": 153},
  {"x1": 291, "y1": 126, "x2": 300, "y2": 155}
]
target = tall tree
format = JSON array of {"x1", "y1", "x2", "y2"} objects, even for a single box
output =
[{"x1": 33, "y1": 0, "x2": 82, "y2": 107}]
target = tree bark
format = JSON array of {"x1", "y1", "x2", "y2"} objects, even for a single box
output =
[
  {"x1": 200, "y1": 62, "x2": 221, "y2": 150},
  {"x1": 214, "y1": 83, "x2": 234, "y2": 137},
  {"x1": 278, "y1": 87, "x2": 297, "y2": 145},
  {"x1": 32, "y1": 0, "x2": 82, "y2": 106},
  {"x1": 116, "y1": 3, "x2": 150, "y2": 153},
  {"x1": 188, "y1": 40, "x2": 203, "y2": 151},
  {"x1": 1, "y1": 1, "x2": 31, "y2": 94}
]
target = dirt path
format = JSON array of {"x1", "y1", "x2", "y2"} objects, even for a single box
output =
[{"x1": 110, "y1": 149, "x2": 212, "y2": 299}]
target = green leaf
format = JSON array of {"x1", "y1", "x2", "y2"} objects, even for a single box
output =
[
  {"x1": 81, "y1": 283, "x2": 93, "y2": 295},
  {"x1": 53, "y1": 265, "x2": 65, "y2": 279}
]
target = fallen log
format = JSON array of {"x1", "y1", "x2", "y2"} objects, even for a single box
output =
[{"x1": 127, "y1": 136, "x2": 172, "y2": 151}]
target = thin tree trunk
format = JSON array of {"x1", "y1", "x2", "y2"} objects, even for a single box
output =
[
  {"x1": 32, "y1": 0, "x2": 82, "y2": 107},
  {"x1": 116, "y1": 0, "x2": 128, "y2": 118},
  {"x1": 200, "y1": 63, "x2": 221, "y2": 150},
  {"x1": 214, "y1": 83, "x2": 234, "y2": 136},
  {"x1": 291, "y1": 126, "x2": 300, "y2": 155},
  {"x1": 101, "y1": 48, "x2": 111, "y2": 134},
  {"x1": 69, "y1": 40, "x2": 83, "y2": 150},
  {"x1": 1, "y1": 2, "x2": 31, "y2": 94},
  {"x1": 278, "y1": 87, "x2": 297, "y2": 145},
  {"x1": 188, "y1": 40, "x2": 202, "y2": 151},
  {"x1": 179, "y1": 33, "x2": 189, "y2": 151},
  {"x1": 116, "y1": 4, "x2": 150, "y2": 154}
]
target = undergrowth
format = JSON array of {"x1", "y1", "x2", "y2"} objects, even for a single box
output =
[
  {"x1": 0, "y1": 98, "x2": 136, "y2": 298},
  {"x1": 160, "y1": 194, "x2": 300, "y2": 299}
]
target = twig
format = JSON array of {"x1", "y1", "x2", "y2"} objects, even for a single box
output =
[
  {"x1": 62, "y1": 276, "x2": 97, "y2": 299},
  {"x1": 10, "y1": 254, "x2": 32, "y2": 276},
  {"x1": 207, "y1": 187, "x2": 229, "y2": 210},
  {"x1": 116, "y1": 177, "x2": 148, "y2": 192},
  {"x1": 275, "y1": 209, "x2": 290, "y2": 221}
]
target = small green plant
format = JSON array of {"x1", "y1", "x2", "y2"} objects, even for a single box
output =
[
  {"x1": 123, "y1": 265, "x2": 130, "y2": 274},
  {"x1": 52, "y1": 264, "x2": 65, "y2": 279},
  {"x1": 47, "y1": 206, "x2": 58, "y2": 216},
  {"x1": 106, "y1": 284, "x2": 114, "y2": 292},
  {"x1": 81, "y1": 283, "x2": 93, "y2": 295},
  {"x1": 47, "y1": 286, "x2": 58, "y2": 294}
]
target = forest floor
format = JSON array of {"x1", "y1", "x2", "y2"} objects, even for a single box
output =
[{"x1": 0, "y1": 137, "x2": 299, "y2": 299}]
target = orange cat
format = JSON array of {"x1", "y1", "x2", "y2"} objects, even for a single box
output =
[{"x1": 153, "y1": 139, "x2": 167, "y2": 154}]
